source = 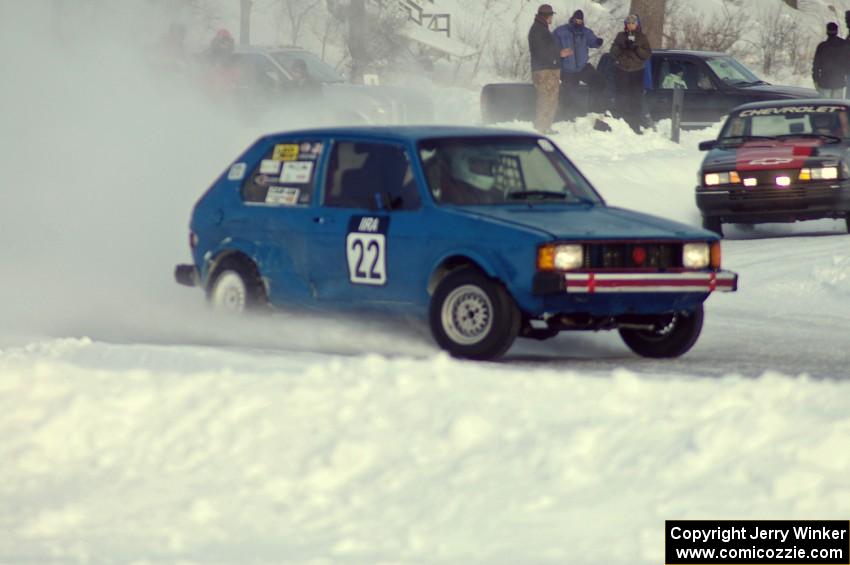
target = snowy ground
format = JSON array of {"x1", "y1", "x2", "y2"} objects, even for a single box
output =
[{"x1": 3, "y1": 7, "x2": 850, "y2": 565}]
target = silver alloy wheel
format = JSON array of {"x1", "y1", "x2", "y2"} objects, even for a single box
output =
[
  {"x1": 441, "y1": 284, "x2": 494, "y2": 345},
  {"x1": 210, "y1": 270, "x2": 247, "y2": 313}
]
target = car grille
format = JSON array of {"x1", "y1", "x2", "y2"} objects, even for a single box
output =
[
  {"x1": 582, "y1": 242, "x2": 682, "y2": 270},
  {"x1": 729, "y1": 188, "x2": 807, "y2": 200}
]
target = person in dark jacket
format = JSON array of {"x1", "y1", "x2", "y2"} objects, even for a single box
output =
[
  {"x1": 609, "y1": 14, "x2": 651, "y2": 132},
  {"x1": 528, "y1": 4, "x2": 561, "y2": 133},
  {"x1": 845, "y1": 11, "x2": 850, "y2": 98},
  {"x1": 813, "y1": 22, "x2": 848, "y2": 98},
  {"x1": 554, "y1": 10, "x2": 605, "y2": 117}
]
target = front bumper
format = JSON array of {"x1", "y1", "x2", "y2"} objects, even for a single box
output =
[
  {"x1": 534, "y1": 270, "x2": 738, "y2": 294},
  {"x1": 696, "y1": 183, "x2": 850, "y2": 222},
  {"x1": 175, "y1": 264, "x2": 199, "y2": 287}
]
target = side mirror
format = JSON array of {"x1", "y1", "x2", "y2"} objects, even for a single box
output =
[{"x1": 698, "y1": 140, "x2": 717, "y2": 151}]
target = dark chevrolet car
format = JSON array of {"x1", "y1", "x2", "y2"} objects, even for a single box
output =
[
  {"x1": 696, "y1": 99, "x2": 850, "y2": 236},
  {"x1": 481, "y1": 50, "x2": 817, "y2": 126}
]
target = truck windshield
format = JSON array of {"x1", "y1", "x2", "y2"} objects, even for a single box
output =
[
  {"x1": 271, "y1": 51, "x2": 345, "y2": 83},
  {"x1": 706, "y1": 56, "x2": 762, "y2": 86},
  {"x1": 418, "y1": 137, "x2": 603, "y2": 206}
]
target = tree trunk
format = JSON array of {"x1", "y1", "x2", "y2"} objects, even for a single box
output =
[
  {"x1": 240, "y1": 0, "x2": 252, "y2": 46},
  {"x1": 629, "y1": 0, "x2": 666, "y2": 49},
  {"x1": 348, "y1": 0, "x2": 368, "y2": 83}
]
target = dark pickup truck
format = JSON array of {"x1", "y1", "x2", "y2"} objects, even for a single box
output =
[{"x1": 481, "y1": 50, "x2": 817, "y2": 127}]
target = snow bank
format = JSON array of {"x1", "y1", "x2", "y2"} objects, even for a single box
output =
[{"x1": 2, "y1": 339, "x2": 849, "y2": 564}]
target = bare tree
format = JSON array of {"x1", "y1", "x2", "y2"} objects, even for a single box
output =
[
  {"x1": 756, "y1": 5, "x2": 795, "y2": 75},
  {"x1": 240, "y1": 0, "x2": 252, "y2": 45},
  {"x1": 663, "y1": 0, "x2": 745, "y2": 52},
  {"x1": 629, "y1": 0, "x2": 666, "y2": 49},
  {"x1": 492, "y1": 17, "x2": 530, "y2": 82},
  {"x1": 273, "y1": 0, "x2": 322, "y2": 46}
]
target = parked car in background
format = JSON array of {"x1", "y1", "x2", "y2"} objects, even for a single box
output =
[
  {"x1": 226, "y1": 46, "x2": 434, "y2": 124},
  {"x1": 481, "y1": 50, "x2": 818, "y2": 127},
  {"x1": 175, "y1": 126, "x2": 737, "y2": 360},
  {"x1": 696, "y1": 99, "x2": 850, "y2": 236}
]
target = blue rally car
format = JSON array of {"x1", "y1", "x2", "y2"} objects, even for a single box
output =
[{"x1": 175, "y1": 126, "x2": 738, "y2": 360}]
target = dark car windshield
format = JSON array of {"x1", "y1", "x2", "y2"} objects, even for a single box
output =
[
  {"x1": 718, "y1": 105, "x2": 850, "y2": 143},
  {"x1": 271, "y1": 51, "x2": 344, "y2": 83},
  {"x1": 418, "y1": 137, "x2": 602, "y2": 206},
  {"x1": 705, "y1": 56, "x2": 762, "y2": 86}
]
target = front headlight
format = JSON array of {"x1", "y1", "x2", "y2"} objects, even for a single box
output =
[
  {"x1": 704, "y1": 171, "x2": 741, "y2": 186},
  {"x1": 683, "y1": 242, "x2": 710, "y2": 269},
  {"x1": 538, "y1": 244, "x2": 583, "y2": 271},
  {"x1": 799, "y1": 166, "x2": 839, "y2": 181}
]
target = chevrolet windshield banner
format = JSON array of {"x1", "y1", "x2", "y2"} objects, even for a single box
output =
[{"x1": 666, "y1": 520, "x2": 850, "y2": 565}]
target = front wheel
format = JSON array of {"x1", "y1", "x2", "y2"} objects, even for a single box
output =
[
  {"x1": 207, "y1": 257, "x2": 268, "y2": 314},
  {"x1": 618, "y1": 305, "x2": 704, "y2": 358},
  {"x1": 429, "y1": 267, "x2": 520, "y2": 360}
]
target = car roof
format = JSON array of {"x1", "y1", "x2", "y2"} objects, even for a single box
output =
[
  {"x1": 731, "y1": 99, "x2": 850, "y2": 112},
  {"x1": 262, "y1": 125, "x2": 539, "y2": 143},
  {"x1": 653, "y1": 49, "x2": 727, "y2": 57},
  {"x1": 234, "y1": 45, "x2": 306, "y2": 55}
]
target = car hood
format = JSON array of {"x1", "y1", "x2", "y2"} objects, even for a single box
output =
[
  {"x1": 703, "y1": 140, "x2": 847, "y2": 171},
  {"x1": 741, "y1": 84, "x2": 819, "y2": 99},
  {"x1": 454, "y1": 205, "x2": 711, "y2": 240}
]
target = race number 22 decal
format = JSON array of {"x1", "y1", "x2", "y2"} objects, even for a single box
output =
[{"x1": 346, "y1": 216, "x2": 389, "y2": 285}]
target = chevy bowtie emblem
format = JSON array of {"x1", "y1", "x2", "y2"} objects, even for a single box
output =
[{"x1": 748, "y1": 157, "x2": 795, "y2": 165}]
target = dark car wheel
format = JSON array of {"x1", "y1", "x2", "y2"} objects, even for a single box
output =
[
  {"x1": 618, "y1": 305, "x2": 704, "y2": 358},
  {"x1": 845, "y1": 213, "x2": 850, "y2": 234},
  {"x1": 702, "y1": 216, "x2": 723, "y2": 237},
  {"x1": 429, "y1": 267, "x2": 520, "y2": 360},
  {"x1": 207, "y1": 256, "x2": 268, "y2": 314}
]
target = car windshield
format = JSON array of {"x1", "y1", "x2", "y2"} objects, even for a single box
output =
[
  {"x1": 705, "y1": 56, "x2": 762, "y2": 86},
  {"x1": 271, "y1": 51, "x2": 344, "y2": 83},
  {"x1": 718, "y1": 105, "x2": 850, "y2": 143},
  {"x1": 418, "y1": 137, "x2": 602, "y2": 206}
]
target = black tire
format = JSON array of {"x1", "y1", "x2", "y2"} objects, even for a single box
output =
[
  {"x1": 429, "y1": 267, "x2": 521, "y2": 360},
  {"x1": 618, "y1": 305, "x2": 704, "y2": 359},
  {"x1": 206, "y1": 255, "x2": 268, "y2": 314},
  {"x1": 845, "y1": 213, "x2": 850, "y2": 234},
  {"x1": 702, "y1": 216, "x2": 723, "y2": 237}
]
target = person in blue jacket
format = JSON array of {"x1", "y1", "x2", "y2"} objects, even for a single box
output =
[{"x1": 554, "y1": 9, "x2": 606, "y2": 117}]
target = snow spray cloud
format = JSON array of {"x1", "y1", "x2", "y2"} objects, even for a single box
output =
[{"x1": 0, "y1": 2, "x2": 438, "y2": 356}]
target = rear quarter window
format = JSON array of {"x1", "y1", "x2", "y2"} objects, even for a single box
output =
[{"x1": 241, "y1": 140, "x2": 324, "y2": 206}]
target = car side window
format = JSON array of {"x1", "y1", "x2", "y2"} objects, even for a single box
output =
[
  {"x1": 658, "y1": 59, "x2": 714, "y2": 91},
  {"x1": 324, "y1": 141, "x2": 421, "y2": 211},
  {"x1": 241, "y1": 140, "x2": 324, "y2": 206}
]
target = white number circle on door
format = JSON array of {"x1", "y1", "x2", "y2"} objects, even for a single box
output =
[{"x1": 346, "y1": 232, "x2": 386, "y2": 285}]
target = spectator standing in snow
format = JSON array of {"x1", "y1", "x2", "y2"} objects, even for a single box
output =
[
  {"x1": 609, "y1": 14, "x2": 651, "y2": 132},
  {"x1": 812, "y1": 22, "x2": 849, "y2": 99},
  {"x1": 528, "y1": 4, "x2": 561, "y2": 134},
  {"x1": 844, "y1": 10, "x2": 850, "y2": 98},
  {"x1": 202, "y1": 29, "x2": 241, "y2": 102},
  {"x1": 554, "y1": 9, "x2": 605, "y2": 118}
]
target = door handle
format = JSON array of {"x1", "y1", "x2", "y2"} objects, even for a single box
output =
[{"x1": 313, "y1": 216, "x2": 334, "y2": 225}]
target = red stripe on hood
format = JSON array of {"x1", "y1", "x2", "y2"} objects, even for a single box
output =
[{"x1": 735, "y1": 140, "x2": 819, "y2": 171}]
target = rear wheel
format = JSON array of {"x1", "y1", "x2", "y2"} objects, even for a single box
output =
[
  {"x1": 702, "y1": 216, "x2": 723, "y2": 237},
  {"x1": 618, "y1": 305, "x2": 704, "y2": 358},
  {"x1": 429, "y1": 267, "x2": 520, "y2": 360},
  {"x1": 845, "y1": 213, "x2": 850, "y2": 234},
  {"x1": 207, "y1": 256, "x2": 268, "y2": 314}
]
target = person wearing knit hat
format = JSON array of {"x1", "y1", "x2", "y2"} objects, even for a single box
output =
[
  {"x1": 528, "y1": 4, "x2": 562, "y2": 133},
  {"x1": 553, "y1": 9, "x2": 606, "y2": 118},
  {"x1": 812, "y1": 21, "x2": 850, "y2": 99},
  {"x1": 609, "y1": 14, "x2": 652, "y2": 132}
]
